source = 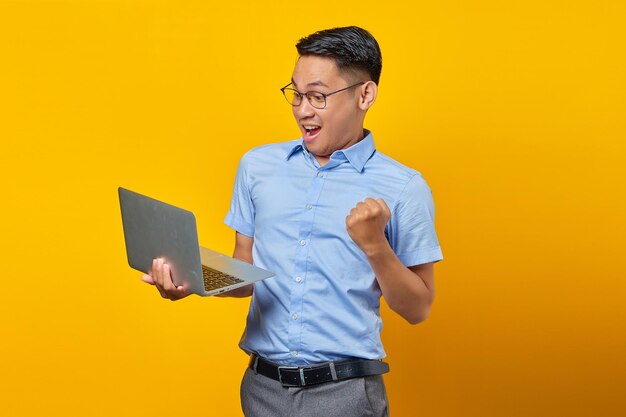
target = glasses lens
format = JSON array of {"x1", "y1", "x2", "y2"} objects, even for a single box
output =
[
  {"x1": 282, "y1": 88, "x2": 301, "y2": 106},
  {"x1": 306, "y1": 92, "x2": 326, "y2": 109}
]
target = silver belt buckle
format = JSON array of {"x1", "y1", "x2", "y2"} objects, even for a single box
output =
[{"x1": 277, "y1": 365, "x2": 302, "y2": 386}]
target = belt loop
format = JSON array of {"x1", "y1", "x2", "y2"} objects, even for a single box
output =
[
  {"x1": 252, "y1": 355, "x2": 259, "y2": 375},
  {"x1": 329, "y1": 361, "x2": 338, "y2": 381}
]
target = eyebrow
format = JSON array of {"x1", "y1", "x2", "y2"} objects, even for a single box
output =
[{"x1": 291, "y1": 79, "x2": 330, "y2": 89}]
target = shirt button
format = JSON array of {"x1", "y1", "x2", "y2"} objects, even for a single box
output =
[
  {"x1": 306, "y1": 204, "x2": 313, "y2": 210},
  {"x1": 299, "y1": 240, "x2": 306, "y2": 246},
  {"x1": 291, "y1": 314, "x2": 298, "y2": 320},
  {"x1": 295, "y1": 276, "x2": 302, "y2": 283},
  {"x1": 317, "y1": 172, "x2": 324, "y2": 177},
  {"x1": 291, "y1": 350, "x2": 299, "y2": 356}
]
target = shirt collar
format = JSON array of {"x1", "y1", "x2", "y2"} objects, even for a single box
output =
[
  {"x1": 286, "y1": 141, "x2": 305, "y2": 160},
  {"x1": 285, "y1": 130, "x2": 376, "y2": 173}
]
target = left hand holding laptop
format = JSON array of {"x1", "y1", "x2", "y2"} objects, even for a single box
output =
[{"x1": 141, "y1": 258, "x2": 191, "y2": 301}]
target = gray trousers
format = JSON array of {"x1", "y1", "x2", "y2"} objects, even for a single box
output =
[{"x1": 240, "y1": 367, "x2": 390, "y2": 417}]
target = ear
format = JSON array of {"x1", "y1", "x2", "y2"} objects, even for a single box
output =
[{"x1": 358, "y1": 81, "x2": 378, "y2": 111}]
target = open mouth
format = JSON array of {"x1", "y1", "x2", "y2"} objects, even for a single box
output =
[{"x1": 303, "y1": 125, "x2": 322, "y2": 140}]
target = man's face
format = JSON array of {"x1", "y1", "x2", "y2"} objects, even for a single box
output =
[{"x1": 290, "y1": 55, "x2": 365, "y2": 162}]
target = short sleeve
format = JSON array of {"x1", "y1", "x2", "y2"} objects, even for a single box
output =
[
  {"x1": 224, "y1": 153, "x2": 255, "y2": 237},
  {"x1": 388, "y1": 174, "x2": 443, "y2": 266}
]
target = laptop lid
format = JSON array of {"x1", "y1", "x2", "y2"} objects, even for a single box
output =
[{"x1": 118, "y1": 187, "x2": 273, "y2": 296}]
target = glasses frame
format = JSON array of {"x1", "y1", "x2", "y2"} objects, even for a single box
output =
[{"x1": 280, "y1": 82, "x2": 365, "y2": 109}]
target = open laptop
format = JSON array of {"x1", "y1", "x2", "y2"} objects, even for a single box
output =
[{"x1": 118, "y1": 187, "x2": 274, "y2": 296}]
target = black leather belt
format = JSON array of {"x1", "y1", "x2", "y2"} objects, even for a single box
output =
[{"x1": 249, "y1": 354, "x2": 390, "y2": 387}]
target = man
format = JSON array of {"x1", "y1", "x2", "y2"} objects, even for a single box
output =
[{"x1": 144, "y1": 26, "x2": 442, "y2": 416}]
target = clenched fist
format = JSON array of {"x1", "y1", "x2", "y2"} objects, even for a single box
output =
[{"x1": 346, "y1": 198, "x2": 391, "y2": 256}]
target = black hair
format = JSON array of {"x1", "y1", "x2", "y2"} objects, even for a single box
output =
[{"x1": 296, "y1": 26, "x2": 382, "y2": 85}]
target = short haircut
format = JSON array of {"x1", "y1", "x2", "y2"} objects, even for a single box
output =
[{"x1": 296, "y1": 26, "x2": 383, "y2": 85}]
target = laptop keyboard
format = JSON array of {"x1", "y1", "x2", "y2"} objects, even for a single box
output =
[{"x1": 202, "y1": 265, "x2": 244, "y2": 292}]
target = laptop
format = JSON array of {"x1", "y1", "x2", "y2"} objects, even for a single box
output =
[{"x1": 118, "y1": 187, "x2": 274, "y2": 296}]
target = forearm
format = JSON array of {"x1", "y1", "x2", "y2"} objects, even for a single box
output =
[
  {"x1": 217, "y1": 284, "x2": 253, "y2": 298},
  {"x1": 366, "y1": 243, "x2": 434, "y2": 324},
  {"x1": 217, "y1": 233, "x2": 255, "y2": 298}
]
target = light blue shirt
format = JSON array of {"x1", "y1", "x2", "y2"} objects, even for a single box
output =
[{"x1": 224, "y1": 132, "x2": 443, "y2": 365}]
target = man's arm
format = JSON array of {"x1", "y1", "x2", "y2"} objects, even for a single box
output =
[
  {"x1": 366, "y1": 247, "x2": 435, "y2": 325},
  {"x1": 346, "y1": 198, "x2": 435, "y2": 324},
  {"x1": 142, "y1": 231, "x2": 254, "y2": 300},
  {"x1": 216, "y1": 232, "x2": 254, "y2": 298}
]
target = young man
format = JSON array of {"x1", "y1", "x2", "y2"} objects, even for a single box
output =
[{"x1": 145, "y1": 26, "x2": 442, "y2": 417}]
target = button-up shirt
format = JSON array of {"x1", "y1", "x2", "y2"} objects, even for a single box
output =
[{"x1": 224, "y1": 132, "x2": 443, "y2": 365}]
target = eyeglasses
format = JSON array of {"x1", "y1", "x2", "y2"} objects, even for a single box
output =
[{"x1": 280, "y1": 82, "x2": 365, "y2": 109}]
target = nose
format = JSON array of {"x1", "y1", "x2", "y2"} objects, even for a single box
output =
[{"x1": 294, "y1": 96, "x2": 316, "y2": 119}]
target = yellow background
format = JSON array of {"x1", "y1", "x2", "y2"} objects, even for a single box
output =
[{"x1": 1, "y1": 1, "x2": 624, "y2": 416}]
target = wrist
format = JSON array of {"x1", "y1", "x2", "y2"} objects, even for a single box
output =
[{"x1": 362, "y1": 238, "x2": 393, "y2": 259}]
